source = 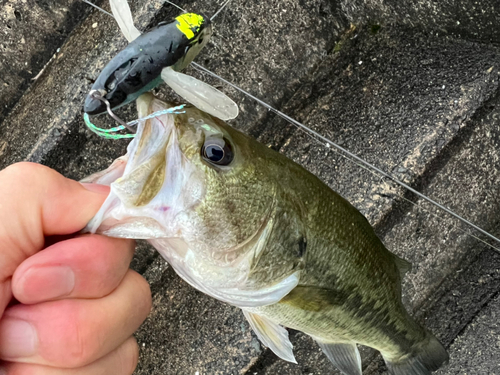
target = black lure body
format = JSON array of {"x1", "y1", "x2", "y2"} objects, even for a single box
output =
[{"x1": 84, "y1": 14, "x2": 210, "y2": 115}]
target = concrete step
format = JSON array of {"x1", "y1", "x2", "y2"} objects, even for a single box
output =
[
  {"x1": 340, "y1": 0, "x2": 500, "y2": 44},
  {"x1": 436, "y1": 284, "x2": 500, "y2": 374}
]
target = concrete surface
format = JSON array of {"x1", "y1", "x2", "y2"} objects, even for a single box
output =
[
  {"x1": 340, "y1": 0, "x2": 500, "y2": 44},
  {"x1": 0, "y1": 0, "x2": 91, "y2": 124},
  {"x1": 1, "y1": 0, "x2": 500, "y2": 374},
  {"x1": 436, "y1": 288, "x2": 500, "y2": 374}
]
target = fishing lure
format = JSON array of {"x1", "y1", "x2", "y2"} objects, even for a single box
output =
[{"x1": 83, "y1": 0, "x2": 238, "y2": 123}]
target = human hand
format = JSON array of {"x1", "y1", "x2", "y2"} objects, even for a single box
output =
[{"x1": 0, "y1": 163, "x2": 152, "y2": 374}]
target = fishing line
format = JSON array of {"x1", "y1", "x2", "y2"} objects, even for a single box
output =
[
  {"x1": 82, "y1": 0, "x2": 230, "y2": 22},
  {"x1": 81, "y1": 0, "x2": 500, "y2": 248},
  {"x1": 211, "y1": 0, "x2": 232, "y2": 21},
  {"x1": 84, "y1": 113, "x2": 135, "y2": 139},
  {"x1": 191, "y1": 62, "x2": 500, "y2": 248},
  {"x1": 396, "y1": 194, "x2": 500, "y2": 253},
  {"x1": 164, "y1": 0, "x2": 188, "y2": 14},
  {"x1": 84, "y1": 104, "x2": 186, "y2": 138},
  {"x1": 80, "y1": 0, "x2": 114, "y2": 17},
  {"x1": 127, "y1": 104, "x2": 186, "y2": 125},
  {"x1": 292, "y1": 124, "x2": 500, "y2": 253}
]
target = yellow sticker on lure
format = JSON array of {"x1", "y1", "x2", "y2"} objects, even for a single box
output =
[{"x1": 175, "y1": 13, "x2": 205, "y2": 39}]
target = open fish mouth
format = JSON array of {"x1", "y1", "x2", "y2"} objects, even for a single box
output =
[{"x1": 83, "y1": 93, "x2": 206, "y2": 239}]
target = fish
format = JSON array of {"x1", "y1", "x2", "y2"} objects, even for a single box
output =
[
  {"x1": 83, "y1": 0, "x2": 238, "y2": 121},
  {"x1": 83, "y1": 93, "x2": 449, "y2": 375}
]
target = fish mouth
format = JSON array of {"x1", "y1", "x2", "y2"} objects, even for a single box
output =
[{"x1": 84, "y1": 94, "x2": 195, "y2": 238}]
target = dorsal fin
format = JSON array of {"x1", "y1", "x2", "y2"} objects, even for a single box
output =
[{"x1": 393, "y1": 254, "x2": 412, "y2": 278}]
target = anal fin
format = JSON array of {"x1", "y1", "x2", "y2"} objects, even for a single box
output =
[
  {"x1": 242, "y1": 310, "x2": 296, "y2": 364},
  {"x1": 316, "y1": 341, "x2": 362, "y2": 375}
]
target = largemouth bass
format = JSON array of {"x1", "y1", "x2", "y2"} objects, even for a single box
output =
[{"x1": 84, "y1": 93, "x2": 448, "y2": 375}]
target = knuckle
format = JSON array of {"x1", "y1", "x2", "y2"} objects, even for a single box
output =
[
  {"x1": 69, "y1": 322, "x2": 90, "y2": 367},
  {"x1": 118, "y1": 338, "x2": 139, "y2": 375},
  {"x1": 53, "y1": 302, "x2": 97, "y2": 368}
]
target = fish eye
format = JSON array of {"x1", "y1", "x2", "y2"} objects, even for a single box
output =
[{"x1": 201, "y1": 137, "x2": 233, "y2": 166}]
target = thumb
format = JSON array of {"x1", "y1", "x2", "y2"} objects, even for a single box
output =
[{"x1": 0, "y1": 163, "x2": 109, "y2": 311}]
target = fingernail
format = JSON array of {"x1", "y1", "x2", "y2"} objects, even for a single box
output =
[
  {"x1": 20, "y1": 266, "x2": 75, "y2": 302},
  {"x1": 0, "y1": 319, "x2": 37, "y2": 359},
  {"x1": 80, "y1": 182, "x2": 110, "y2": 194}
]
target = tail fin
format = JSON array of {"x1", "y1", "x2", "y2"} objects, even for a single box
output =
[{"x1": 384, "y1": 333, "x2": 449, "y2": 375}]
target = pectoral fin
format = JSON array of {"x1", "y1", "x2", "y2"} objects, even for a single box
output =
[
  {"x1": 161, "y1": 67, "x2": 239, "y2": 120},
  {"x1": 316, "y1": 341, "x2": 362, "y2": 375},
  {"x1": 109, "y1": 0, "x2": 141, "y2": 42},
  {"x1": 242, "y1": 310, "x2": 296, "y2": 364}
]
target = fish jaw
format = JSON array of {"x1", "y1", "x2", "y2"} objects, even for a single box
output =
[{"x1": 85, "y1": 94, "x2": 206, "y2": 239}]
